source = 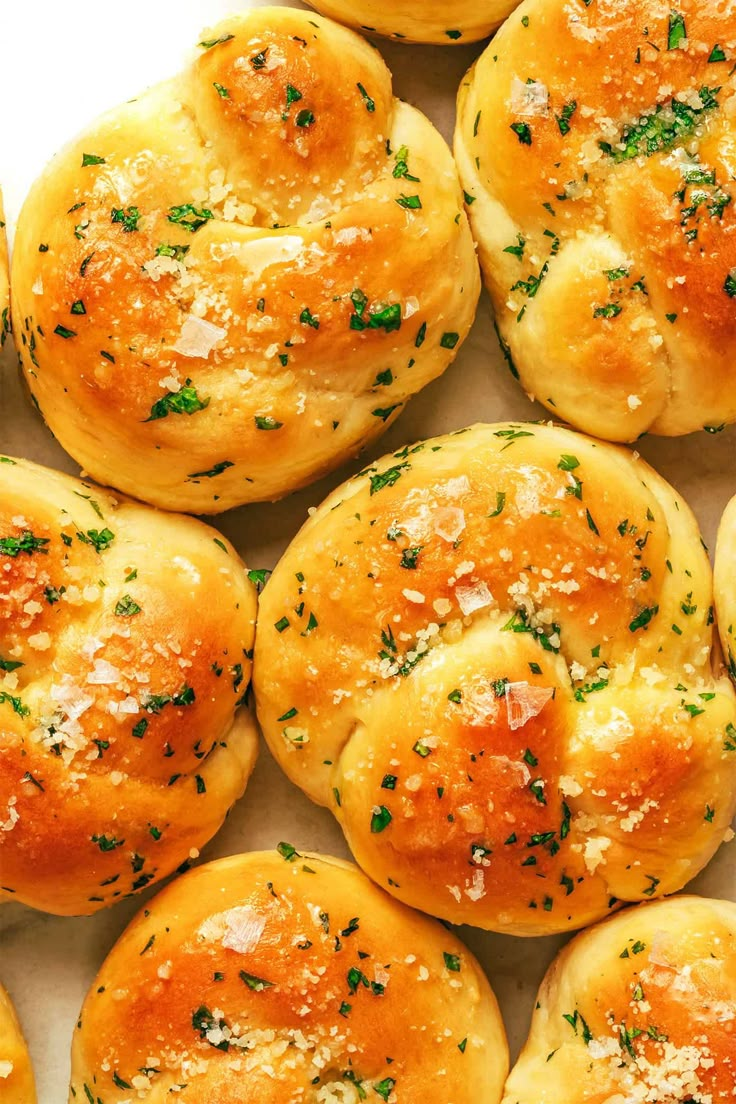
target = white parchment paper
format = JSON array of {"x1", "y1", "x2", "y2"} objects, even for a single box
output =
[{"x1": 0, "y1": 2, "x2": 735, "y2": 1099}]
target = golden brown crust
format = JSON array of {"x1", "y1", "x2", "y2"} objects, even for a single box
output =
[
  {"x1": 254, "y1": 422, "x2": 736, "y2": 935},
  {"x1": 503, "y1": 895, "x2": 736, "y2": 1103},
  {"x1": 307, "y1": 1, "x2": 518, "y2": 44},
  {"x1": 455, "y1": 0, "x2": 736, "y2": 440},
  {"x1": 0, "y1": 985, "x2": 36, "y2": 1104},
  {"x1": 715, "y1": 494, "x2": 736, "y2": 687},
  {"x1": 0, "y1": 457, "x2": 257, "y2": 915},
  {"x1": 11, "y1": 7, "x2": 479, "y2": 514},
  {"x1": 69, "y1": 849, "x2": 508, "y2": 1103}
]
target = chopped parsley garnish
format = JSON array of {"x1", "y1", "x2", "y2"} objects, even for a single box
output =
[
  {"x1": 191, "y1": 1005, "x2": 230, "y2": 1050},
  {"x1": 114, "y1": 595, "x2": 141, "y2": 617},
  {"x1": 0, "y1": 692, "x2": 29, "y2": 717},
  {"x1": 529, "y1": 778, "x2": 547, "y2": 804},
  {"x1": 188, "y1": 460, "x2": 234, "y2": 478},
  {"x1": 77, "y1": 528, "x2": 115, "y2": 553},
  {"x1": 503, "y1": 234, "x2": 526, "y2": 259},
  {"x1": 277, "y1": 841, "x2": 300, "y2": 862},
  {"x1": 0, "y1": 531, "x2": 49, "y2": 557},
  {"x1": 487, "y1": 491, "x2": 506, "y2": 517},
  {"x1": 556, "y1": 101, "x2": 577, "y2": 136},
  {"x1": 510, "y1": 122, "x2": 532, "y2": 145},
  {"x1": 111, "y1": 206, "x2": 141, "y2": 232},
  {"x1": 400, "y1": 546, "x2": 422, "y2": 569},
  {"x1": 372, "y1": 404, "x2": 401, "y2": 422},
  {"x1": 502, "y1": 608, "x2": 560, "y2": 652},
  {"x1": 167, "y1": 204, "x2": 213, "y2": 232},
  {"x1": 142, "y1": 685, "x2": 195, "y2": 713},
  {"x1": 558, "y1": 454, "x2": 579, "y2": 471},
  {"x1": 369, "y1": 462, "x2": 409, "y2": 495},
  {"x1": 248, "y1": 568, "x2": 272, "y2": 590},
  {"x1": 239, "y1": 970, "x2": 274, "y2": 991},
  {"x1": 599, "y1": 87, "x2": 719, "y2": 163},
  {"x1": 350, "y1": 292, "x2": 402, "y2": 334},
  {"x1": 629, "y1": 605, "x2": 659, "y2": 632},
  {"x1": 255, "y1": 415, "x2": 283, "y2": 430},
  {"x1": 563, "y1": 1009, "x2": 593, "y2": 1045},
  {"x1": 198, "y1": 33, "x2": 234, "y2": 49},
  {"x1": 91, "y1": 833, "x2": 124, "y2": 851},
  {"x1": 393, "y1": 145, "x2": 419, "y2": 182},
  {"x1": 370, "y1": 805, "x2": 392, "y2": 833},
  {"x1": 281, "y1": 83, "x2": 304, "y2": 120},
  {"x1": 593, "y1": 303, "x2": 622, "y2": 319},
  {"x1": 724, "y1": 722, "x2": 736, "y2": 751},
  {"x1": 155, "y1": 242, "x2": 190, "y2": 261},
  {"x1": 667, "y1": 11, "x2": 687, "y2": 51},
  {"x1": 301, "y1": 611, "x2": 318, "y2": 637},
  {"x1": 511, "y1": 262, "x2": 549, "y2": 309},
  {"x1": 146, "y1": 383, "x2": 209, "y2": 421},
  {"x1": 357, "y1": 82, "x2": 375, "y2": 112}
]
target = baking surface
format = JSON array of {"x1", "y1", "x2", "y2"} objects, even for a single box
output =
[{"x1": 0, "y1": 1, "x2": 735, "y2": 1098}]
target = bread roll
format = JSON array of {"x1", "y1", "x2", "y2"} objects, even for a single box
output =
[
  {"x1": 254, "y1": 422, "x2": 736, "y2": 935},
  {"x1": 503, "y1": 895, "x2": 736, "y2": 1103},
  {"x1": 0, "y1": 192, "x2": 9, "y2": 350},
  {"x1": 0, "y1": 457, "x2": 257, "y2": 915},
  {"x1": 11, "y1": 7, "x2": 479, "y2": 514},
  {"x1": 307, "y1": 1, "x2": 518, "y2": 44},
  {"x1": 715, "y1": 493, "x2": 736, "y2": 687},
  {"x1": 0, "y1": 985, "x2": 35, "y2": 1104},
  {"x1": 455, "y1": 1, "x2": 736, "y2": 440},
  {"x1": 69, "y1": 849, "x2": 509, "y2": 1102}
]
